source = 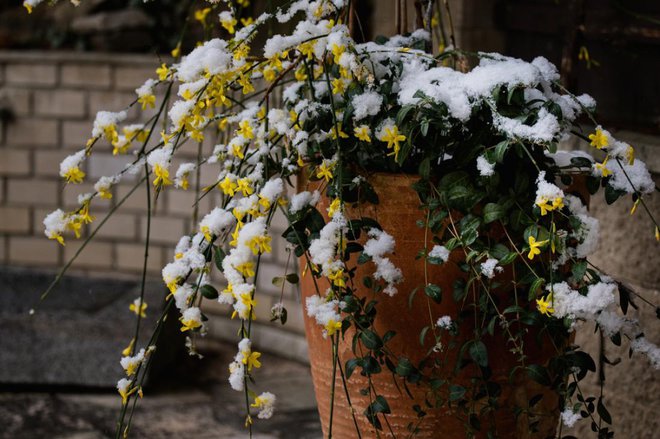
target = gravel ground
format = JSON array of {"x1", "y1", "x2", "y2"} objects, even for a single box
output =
[{"x1": 0, "y1": 340, "x2": 321, "y2": 439}]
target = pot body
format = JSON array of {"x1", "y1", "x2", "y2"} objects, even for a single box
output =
[{"x1": 301, "y1": 173, "x2": 560, "y2": 438}]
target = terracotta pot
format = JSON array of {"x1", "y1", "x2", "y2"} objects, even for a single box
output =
[{"x1": 300, "y1": 173, "x2": 562, "y2": 438}]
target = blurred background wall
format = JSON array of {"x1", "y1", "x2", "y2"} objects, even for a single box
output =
[{"x1": 0, "y1": 0, "x2": 658, "y2": 436}]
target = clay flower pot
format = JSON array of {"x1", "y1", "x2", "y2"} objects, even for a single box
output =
[{"x1": 301, "y1": 173, "x2": 562, "y2": 438}]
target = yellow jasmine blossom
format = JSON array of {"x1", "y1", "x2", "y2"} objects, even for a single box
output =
[
  {"x1": 122, "y1": 338, "x2": 135, "y2": 357},
  {"x1": 328, "y1": 268, "x2": 346, "y2": 288},
  {"x1": 354, "y1": 125, "x2": 371, "y2": 142},
  {"x1": 316, "y1": 161, "x2": 334, "y2": 181},
  {"x1": 48, "y1": 231, "x2": 65, "y2": 246},
  {"x1": 156, "y1": 63, "x2": 170, "y2": 81},
  {"x1": 330, "y1": 122, "x2": 349, "y2": 140},
  {"x1": 626, "y1": 145, "x2": 635, "y2": 165},
  {"x1": 180, "y1": 317, "x2": 202, "y2": 332},
  {"x1": 298, "y1": 41, "x2": 316, "y2": 60},
  {"x1": 535, "y1": 197, "x2": 553, "y2": 216},
  {"x1": 248, "y1": 235, "x2": 272, "y2": 255},
  {"x1": 237, "y1": 178, "x2": 254, "y2": 196},
  {"x1": 655, "y1": 226, "x2": 659, "y2": 242},
  {"x1": 263, "y1": 66, "x2": 278, "y2": 82},
  {"x1": 594, "y1": 157, "x2": 612, "y2": 177},
  {"x1": 221, "y1": 16, "x2": 237, "y2": 34},
  {"x1": 242, "y1": 350, "x2": 262, "y2": 371},
  {"x1": 381, "y1": 125, "x2": 406, "y2": 160},
  {"x1": 99, "y1": 187, "x2": 112, "y2": 200},
  {"x1": 219, "y1": 176, "x2": 238, "y2": 196},
  {"x1": 67, "y1": 217, "x2": 83, "y2": 239},
  {"x1": 152, "y1": 164, "x2": 173, "y2": 187},
  {"x1": 229, "y1": 223, "x2": 241, "y2": 247},
  {"x1": 236, "y1": 261, "x2": 256, "y2": 278},
  {"x1": 79, "y1": 202, "x2": 95, "y2": 224},
  {"x1": 240, "y1": 17, "x2": 254, "y2": 26},
  {"x1": 231, "y1": 143, "x2": 245, "y2": 159},
  {"x1": 170, "y1": 43, "x2": 181, "y2": 58},
  {"x1": 295, "y1": 66, "x2": 308, "y2": 82},
  {"x1": 324, "y1": 319, "x2": 342, "y2": 336},
  {"x1": 552, "y1": 196, "x2": 564, "y2": 210},
  {"x1": 194, "y1": 7, "x2": 211, "y2": 23},
  {"x1": 63, "y1": 167, "x2": 85, "y2": 184},
  {"x1": 24, "y1": 3, "x2": 33, "y2": 13},
  {"x1": 129, "y1": 300, "x2": 147, "y2": 318},
  {"x1": 536, "y1": 293, "x2": 554, "y2": 316},
  {"x1": 630, "y1": 198, "x2": 640, "y2": 216},
  {"x1": 237, "y1": 120, "x2": 254, "y2": 139},
  {"x1": 138, "y1": 94, "x2": 155, "y2": 110},
  {"x1": 328, "y1": 198, "x2": 341, "y2": 218},
  {"x1": 331, "y1": 78, "x2": 345, "y2": 95},
  {"x1": 331, "y1": 43, "x2": 345, "y2": 64},
  {"x1": 256, "y1": 106, "x2": 267, "y2": 120},
  {"x1": 201, "y1": 225, "x2": 213, "y2": 242},
  {"x1": 588, "y1": 129, "x2": 608, "y2": 149},
  {"x1": 527, "y1": 235, "x2": 548, "y2": 260},
  {"x1": 238, "y1": 74, "x2": 254, "y2": 94}
]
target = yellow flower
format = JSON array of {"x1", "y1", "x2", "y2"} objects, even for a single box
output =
[
  {"x1": 236, "y1": 261, "x2": 256, "y2": 278},
  {"x1": 331, "y1": 43, "x2": 345, "y2": 65},
  {"x1": 552, "y1": 197, "x2": 564, "y2": 210},
  {"x1": 238, "y1": 74, "x2": 254, "y2": 94},
  {"x1": 536, "y1": 293, "x2": 554, "y2": 316},
  {"x1": 122, "y1": 338, "x2": 135, "y2": 357},
  {"x1": 381, "y1": 125, "x2": 406, "y2": 160},
  {"x1": 237, "y1": 120, "x2": 254, "y2": 139},
  {"x1": 331, "y1": 78, "x2": 345, "y2": 95},
  {"x1": 527, "y1": 235, "x2": 548, "y2": 260},
  {"x1": 535, "y1": 197, "x2": 553, "y2": 216},
  {"x1": 588, "y1": 129, "x2": 608, "y2": 149},
  {"x1": 48, "y1": 231, "x2": 65, "y2": 246},
  {"x1": 156, "y1": 63, "x2": 170, "y2": 81},
  {"x1": 294, "y1": 66, "x2": 308, "y2": 82},
  {"x1": 316, "y1": 161, "x2": 334, "y2": 181},
  {"x1": 63, "y1": 167, "x2": 85, "y2": 184},
  {"x1": 594, "y1": 157, "x2": 612, "y2": 177},
  {"x1": 180, "y1": 317, "x2": 202, "y2": 332},
  {"x1": 263, "y1": 66, "x2": 278, "y2": 82},
  {"x1": 327, "y1": 198, "x2": 341, "y2": 218},
  {"x1": 219, "y1": 176, "x2": 238, "y2": 196},
  {"x1": 24, "y1": 3, "x2": 33, "y2": 13},
  {"x1": 298, "y1": 41, "x2": 316, "y2": 60},
  {"x1": 248, "y1": 235, "x2": 272, "y2": 255},
  {"x1": 79, "y1": 202, "x2": 95, "y2": 224},
  {"x1": 221, "y1": 17, "x2": 237, "y2": 34},
  {"x1": 152, "y1": 164, "x2": 173, "y2": 187},
  {"x1": 240, "y1": 17, "x2": 254, "y2": 27},
  {"x1": 234, "y1": 44, "x2": 250, "y2": 61},
  {"x1": 67, "y1": 217, "x2": 83, "y2": 239},
  {"x1": 194, "y1": 7, "x2": 211, "y2": 24},
  {"x1": 231, "y1": 143, "x2": 245, "y2": 159},
  {"x1": 237, "y1": 178, "x2": 254, "y2": 196},
  {"x1": 329, "y1": 122, "x2": 349, "y2": 140},
  {"x1": 170, "y1": 43, "x2": 181, "y2": 58},
  {"x1": 324, "y1": 319, "x2": 342, "y2": 336},
  {"x1": 201, "y1": 225, "x2": 213, "y2": 242},
  {"x1": 354, "y1": 125, "x2": 371, "y2": 142},
  {"x1": 242, "y1": 350, "x2": 262, "y2": 371},
  {"x1": 129, "y1": 300, "x2": 147, "y2": 318},
  {"x1": 328, "y1": 268, "x2": 345, "y2": 288},
  {"x1": 138, "y1": 94, "x2": 155, "y2": 110},
  {"x1": 625, "y1": 145, "x2": 635, "y2": 165},
  {"x1": 630, "y1": 198, "x2": 640, "y2": 216}
]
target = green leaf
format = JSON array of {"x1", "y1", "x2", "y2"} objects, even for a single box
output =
[
  {"x1": 214, "y1": 246, "x2": 226, "y2": 270},
  {"x1": 200, "y1": 285, "x2": 219, "y2": 300},
  {"x1": 271, "y1": 276, "x2": 284, "y2": 287},
  {"x1": 360, "y1": 330, "x2": 383, "y2": 350},
  {"x1": 492, "y1": 140, "x2": 509, "y2": 163},
  {"x1": 395, "y1": 358, "x2": 414, "y2": 377},
  {"x1": 419, "y1": 158, "x2": 431, "y2": 180},
  {"x1": 424, "y1": 284, "x2": 442, "y2": 303},
  {"x1": 527, "y1": 364, "x2": 551, "y2": 386},
  {"x1": 528, "y1": 278, "x2": 545, "y2": 301},
  {"x1": 449, "y1": 385, "x2": 466, "y2": 401},
  {"x1": 285, "y1": 273, "x2": 299, "y2": 284},
  {"x1": 597, "y1": 397, "x2": 612, "y2": 424},
  {"x1": 345, "y1": 358, "x2": 361, "y2": 379},
  {"x1": 469, "y1": 340, "x2": 488, "y2": 367},
  {"x1": 483, "y1": 202, "x2": 506, "y2": 224}
]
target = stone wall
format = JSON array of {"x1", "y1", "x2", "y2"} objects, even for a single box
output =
[{"x1": 0, "y1": 51, "x2": 307, "y2": 363}]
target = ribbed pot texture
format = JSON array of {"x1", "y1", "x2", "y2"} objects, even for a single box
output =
[{"x1": 300, "y1": 173, "x2": 561, "y2": 438}]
